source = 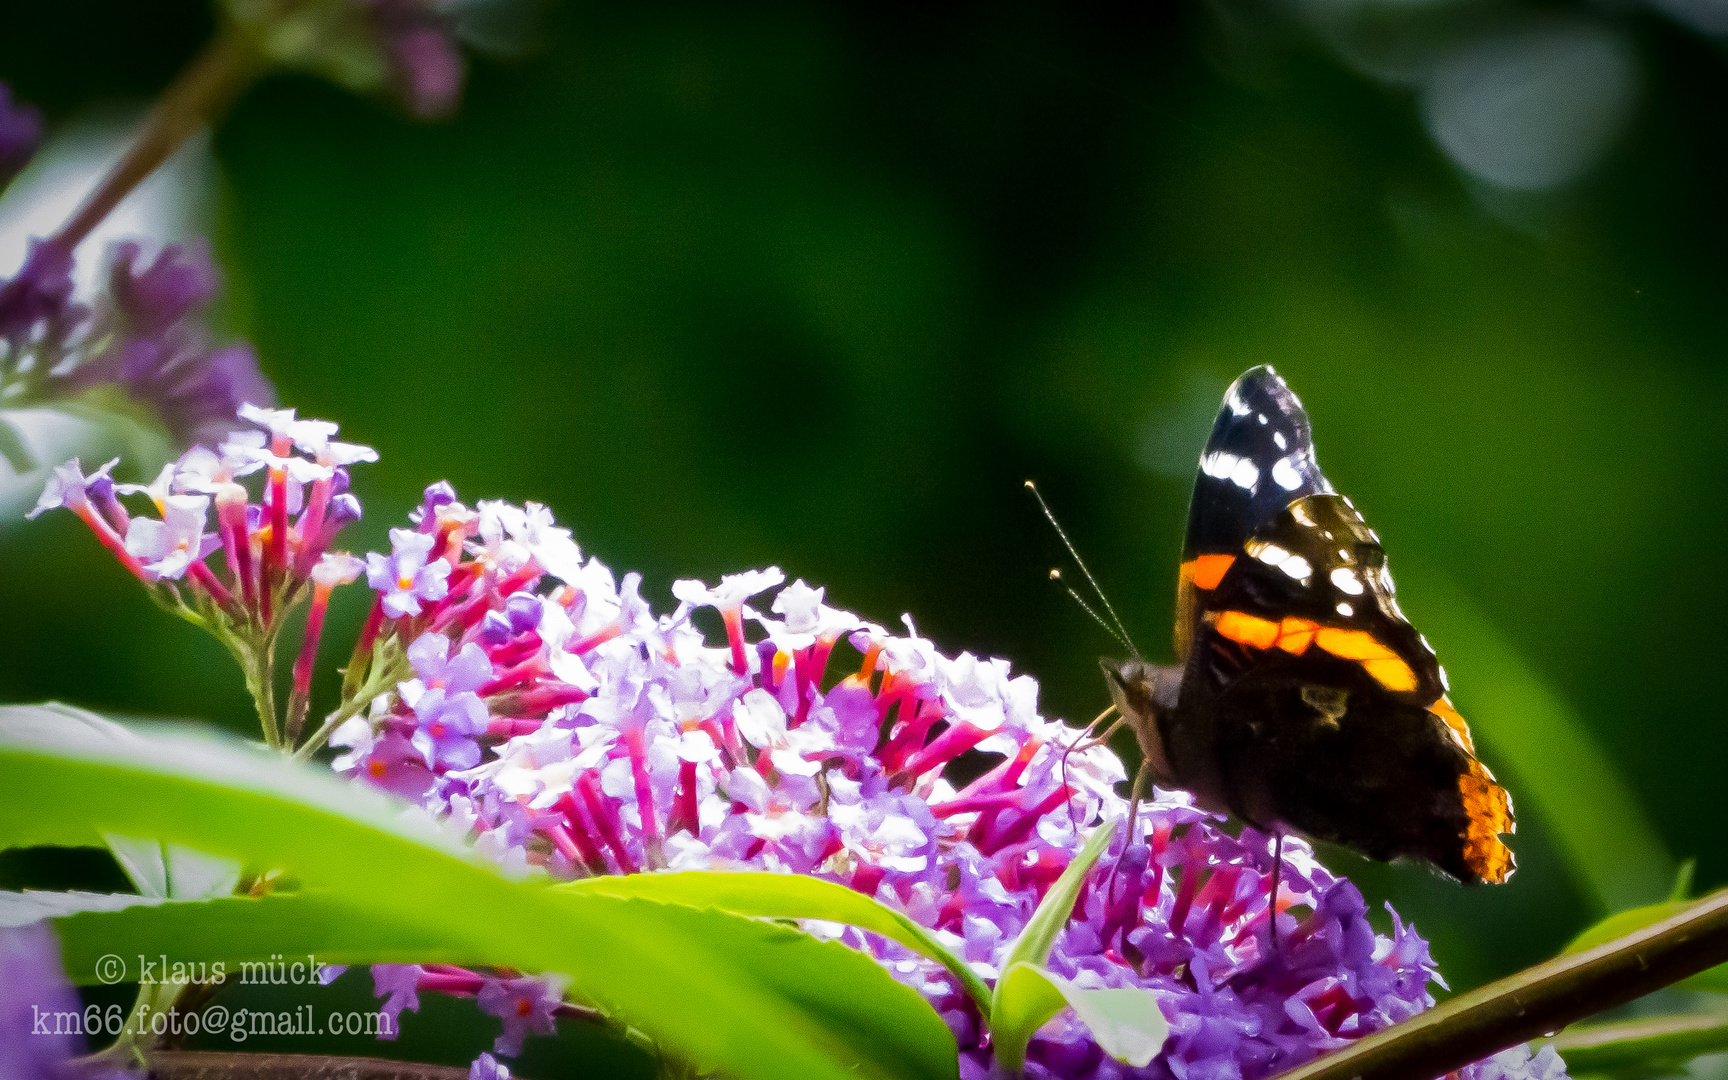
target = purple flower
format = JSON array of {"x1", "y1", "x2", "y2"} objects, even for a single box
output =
[
  {"x1": 372, "y1": 963, "x2": 424, "y2": 1038},
  {"x1": 78, "y1": 242, "x2": 277, "y2": 448},
  {"x1": 0, "y1": 238, "x2": 77, "y2": 346},
  {"x1": 470, "y1": 1052, "x2": 512, "y2": 1080},
  {"x1": 0, "y1": 81, "x2": 42, "y2": 187},
  {"x1": 1469, "y1": 1044, "x2": 1569, "y2": 1080},
  {"x1": 109, "y1": 239, "x2": 218, "y2": 338},
  {"x1": 6, "y1": 239, "x2": 278, "y2": 450},
  {"x1": 122, "y1": 493, "x2": 219, "y2": 580},
  {"x1": 372, "y1": 2, "x2": 467, "y2": 119},
  {"x1": 27, "y1": 457, "x2": 119, "y2": 521},
  {"x1": 0, "y1": 923, "x2": 84, "y2": 1080},
  {"x1": 368, "y1": 528, "x2": 453, "y2": 617},
  {"x1": 477, "y1": 974, "x2": 567, "y2": 1056}
]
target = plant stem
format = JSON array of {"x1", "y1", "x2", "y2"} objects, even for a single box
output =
[
  {"x1": 1267, "y1": 889, "x2": 1728, "y2": 1080},
  {"x1": 291, "y1": 650, "x2": 409, "y2": 762},
  {"x1": 139, "y1": 1053, "x2": 469, "y2": 1080},
  {"x1": 49, "y1": 25, "x2": 265, "y2": 252}
]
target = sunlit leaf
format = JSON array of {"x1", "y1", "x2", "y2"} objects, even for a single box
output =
[
  {"x1": 0, "y1": 705, "x2": 958, "y2": 1080},
  {"x1": 1565, "y1": 898, "x2": 1728, "y2": 993},
  {"x1": 565, "y1": 869, "x2": 992, "y2": 1013},
  {"x1": 991, "y1": 817, "x2": 1119, "y2": 1073}
]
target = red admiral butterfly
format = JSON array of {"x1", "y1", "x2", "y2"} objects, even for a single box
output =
[{"x1": 1095, "y1": 366, "x2": 1515, "y2": 885}]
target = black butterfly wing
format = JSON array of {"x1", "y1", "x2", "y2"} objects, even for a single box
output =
[
  {"x1": 1166, "y1": 368, "x2": 1515, "y2": 884},
  {"x1": 1176, "y1": 367, "x2": 1332, "y2": 663}
]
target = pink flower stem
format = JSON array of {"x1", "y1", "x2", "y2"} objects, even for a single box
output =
[
  {"x1": 416, "y1": 971, "x2": 486, "y2": 996},
  {"x1": 74, "y1": 505, "x2": 149, "y2": 581},
  {"x1": 722, "y1": 606, "x2": 748, "y2": 674},
  {"x1": 188, "y1": 560, "x2": 235, "y2": 610},
  {"x1": 577, "y1": 772, "x2": 638, "y2": 874},
  {"x1": 672, "y1": 759, "x2": 700, "y2": 836},
  {"x1": 555, "y1": 794, "x2": 609, "y2": 874},
  {"x1": 623, "y1": 727, "x2": 664, "y2": 867},
  {"x1": 293, "y1": 476, "x2": 330, "y2": 578},
  {"x1": 982, "y1": 785, "x2": 1074, "y2": 854},
  {"x1": 285, "y1": 582, "x2": 333, "y2": 745},
  {"x1": 900, "y1": 720, "x2": 990, "y2": 778},
  {"x1": 267, "y1": 456, "x2": 288, "y2": 580}
]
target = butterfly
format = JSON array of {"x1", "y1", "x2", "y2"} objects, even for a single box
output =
[{"x1": 1094, "y1": 366, "x2": 1515, "y2": 885}]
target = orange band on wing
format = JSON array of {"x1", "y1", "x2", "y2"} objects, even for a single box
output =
[
  {"x1": 1213, "y1": 610, "x2": 1280, "y2": 649},
  {"x1": 1458, "y1": 762, "x2": 1515, "y2": 883},
  {"x1": 1312, "y1": 627, "x2": 1396, "y2": 660},
  {"x1": 1429, "y1": 695, "x2": 1476, "y2": 753},
  {"x1": 1183, "y1": 553, "x2": 1236, "y2": 591},
  {"x1": 1210, "y1": 614, "x2": 1418, "y2": 690},
  {"x1": 1275, "y1": 617, "x2": 1318, "y2": 654},
  {"x1": 1314, "y1": 628, "x2": 1418, "y2": 690}
]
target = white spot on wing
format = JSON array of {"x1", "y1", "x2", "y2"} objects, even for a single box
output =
[
  {"x1": 1230, "y1": 457, "x2": 1260, "y2": 491},
  {"x1": 1330, "y1": 567, "x2": 1365, "y2": 595},
  {"x1": 1281, "y1": 555, "x2": 1313, "y2": 582},
  {"x1": 1439, "y1": 664, "x2": 1450, "y2": 690},
  {"x1": 1273, "y1": 431, "x2": 1287, "y2": 450},
  {"x1": 1336, "y1": 602, "x2": 1354, "y2": 617},
  {"x1": 1271, "y1": 457, "x2": 1303, "y2": 491}
]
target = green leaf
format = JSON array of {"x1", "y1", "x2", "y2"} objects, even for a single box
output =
[
  {"x1": 1003, "y1": 816, "x2": 1118, "y2": 974},
  {"x1": 104, "y1": 834, "x2": 241, "y2": 901},
  {"x1": 0, "y1": 412, "x2": 37, "y2": 472},
  {"x1": 993, "y1": 964, "x2": 1168, "y2": 1069},
  {"x1": 0, "y1": 890, "x2": 169, "y2": 927},
  {"x1": 0, "y1": 705, "x2": 958, "y2": 1080},
  {"x1": 54, "y1": 882, "x2": 956, "y2": 1080},
  {"x1": 1544, "y1": 1013, "x2": 1728, "y2": 1075},
  {"x1": 993, "y1": 962, "x2": 1071, "y2": 1072},
  {"x1": 1565, "y1": 900, "x2": 1728, "y2": 993},
  {"x1": 990, "y1": 817, "x2": 1119, "y2": 1073},
  {"x1": 564, "y1": 869, "x2": 993, "y2": 1013}
]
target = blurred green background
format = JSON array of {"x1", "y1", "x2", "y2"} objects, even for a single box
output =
[{"x1": 2, "y1": 0, "x2": 1725, "y2": 1072}]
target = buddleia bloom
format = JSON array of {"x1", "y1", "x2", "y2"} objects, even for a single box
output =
[{"x1": 321, "y1": 475, "x2": 1570, "y2": 1080}]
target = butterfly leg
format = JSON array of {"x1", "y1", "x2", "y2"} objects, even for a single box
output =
[
  {"x1": 1100, "y1": 756, "x2": 1154, "y2": 903},
  {"x1": 1061, "y1": 704, "x2": 1122, "y2": 827},
  {"x1": 1268, "y1": 830, "x2": 1284, "y2": 962}
]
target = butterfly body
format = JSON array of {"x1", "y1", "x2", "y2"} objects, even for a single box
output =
[{"x1": 1103, "y1": 366, "x2": 1515, "y2": 885}]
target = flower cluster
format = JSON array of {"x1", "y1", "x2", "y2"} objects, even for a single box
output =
[
  {"x1": 325, "y1": 480, "x2": 1572, "y2": 1080},
  {"x1": 26, "y1": 404, "x2": 374, "y2": 744},
  {"x1": 0, "y1": 192, "x2": 276, "y2": 455}
]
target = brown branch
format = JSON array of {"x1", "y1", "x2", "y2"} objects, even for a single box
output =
[
  {"x1": 141, "y1": 1052, "x2": 471, "y2": 1080},
  {"x1": 50, "y1": 26, "x2": 265, "y2": 252},
  {"x1": 1267, "y1": 888, "x2": 1728, "y2": 1080}
]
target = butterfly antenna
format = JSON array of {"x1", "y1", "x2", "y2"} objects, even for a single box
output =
[
  {"x1": 1025, "y1": 480, "x2": 1139, "y2": 656},
  {"x1": 1050, "y1": 569, "x2": 1131, "y2": 653}
]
